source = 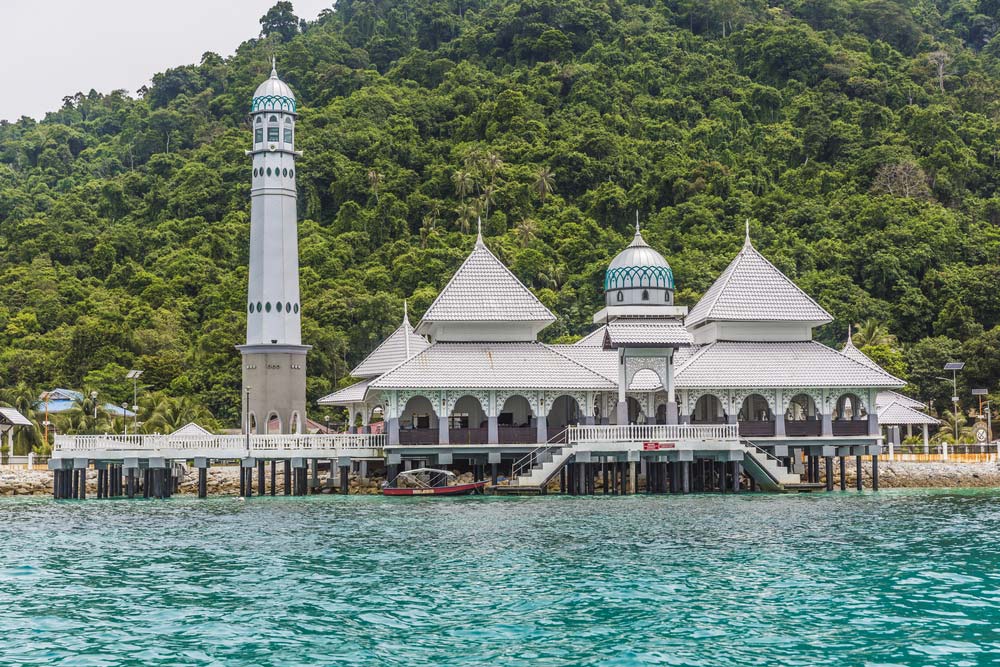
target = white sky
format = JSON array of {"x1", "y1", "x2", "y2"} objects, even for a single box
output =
[{"x1": 1, "y1": 0, "x2": 334, "y2": 122}]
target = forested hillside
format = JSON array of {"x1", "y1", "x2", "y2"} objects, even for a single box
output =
[{"x1": 2, "y1": 0, "x2": 1000, "y2": 440}]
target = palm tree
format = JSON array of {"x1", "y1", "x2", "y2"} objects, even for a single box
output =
[
  {"x1": 141, "y1": 393, "x2": 215, "y2": 434},
  {"x1": 455, "y1": 202, "x2": 476, "y2": 234},
  {"x1": 452, "y1": 170, "x2": 474, "y2": 201},
  {"x1": 853, "y1": 319, "x2": 896, "y2": 348},
  {"x1": 515, "y1": 218, "x2": 539, "y2": 247},
  {"x1": 931, "y1": 410, "x2": 975, "y2": 444},
  {"x1": 484, "y1": 151, "x2": 504, "y2": 184},
  {"x1": 533, "y1": 166, "x2": 556, "y2": 201},
  {"x1": 420, "y1": 212, "x2": 438, "y2": 248},
  {"x1": 479, "y1": 183, "x2": 498, "y2": 222}
]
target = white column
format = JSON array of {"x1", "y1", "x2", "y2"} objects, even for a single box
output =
[{"x1": 923, "y1": 423, "x2": 929, "y2": 454}]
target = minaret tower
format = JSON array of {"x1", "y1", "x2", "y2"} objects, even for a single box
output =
[{"x1": 237, "y1": 58, "x2": 310, "y2": 434}]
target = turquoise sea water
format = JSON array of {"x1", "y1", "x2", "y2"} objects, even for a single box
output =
[{"x1": 0, "y1": 490, "x2": 998, "y2": 666}]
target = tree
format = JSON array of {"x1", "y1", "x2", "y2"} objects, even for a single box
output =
[
  {"x1": 533, "y1": 166, "x2": 556, "y2": 201},
  {"x1": 852, "y1": 320, "x2": 896, "y2": 348},
  {"x1": 871, "y1": 162, "x2": 931, "y2": 200},
  {"x1": 927, "y1": 50, "x2": 951, "y2": 93},
  {"x1": 260, "y1": 2, "x2": 300, "y2": 42}
]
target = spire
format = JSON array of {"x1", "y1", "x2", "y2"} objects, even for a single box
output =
[
  {"x1": 475, "y1": 216, "x2": 484, "y2": 247},
  {"x1": 270, "y1": 55, "x2": 278, "y2": 78},
  {"x1": 404, "y1": 300, "x2": 411, "y2": 357},
  {"x1": 635, "y1": 209, "x2": 640, "y2": 235},
  {"x1": 744, "y1": 219, "x2": 752, "y2": 249},
  {"x1": 846, "y1": 324, "x2": 854, "y2": 348}
]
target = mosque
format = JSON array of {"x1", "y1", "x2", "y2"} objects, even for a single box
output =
[{"x1": 243, "y1": 61, "x2": 924, "y2": 492}]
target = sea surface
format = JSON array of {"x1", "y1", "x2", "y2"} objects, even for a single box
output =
[{"x1": 0, "y1": 490, "x2": 998, "y2": 666}]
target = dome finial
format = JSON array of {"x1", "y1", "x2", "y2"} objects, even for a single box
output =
[
  {"x1": 271, "y1": 55, "x2": 278, "y2": 78},
  {"x1": 635, "y1": 209, "x2": 640, "y2": 235},
  {"x1": 475, "y1": 216, "x2": 484, "y2": 247}
]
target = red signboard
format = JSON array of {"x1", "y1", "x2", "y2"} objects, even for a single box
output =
[{"x1": 643, "y1": 442, "x2": 676, "y2": 450}]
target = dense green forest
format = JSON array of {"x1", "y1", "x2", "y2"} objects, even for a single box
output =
[{"x1": 2, "y1": 0, "x2": 1000, "y2": 447}]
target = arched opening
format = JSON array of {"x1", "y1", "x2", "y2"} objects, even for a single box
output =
[
  {"x1": 449, "y1": 395, "x2": 486, "y2": 444},
  {"x1": 691, "y1": 394, "x2": 726, "y2": 424},
  {"x1": 247, "y1": 412, "x2": 258, "y2": 435},
  {"x1": 290, "y1": 411, "x2": 302, "y2": 435},
  {"x1": 399, "y1": 395, "x2": 437, "y2": 444},
  {"x1": 738, "y1": 394, "x2": 774, "y2": 437},
  {"x1": 641, "y1": 289, "x2": 649, "y2": 301},
  {"x1": 629, "y1": 369, "x2": 661, "y2": 392},
  {"x1": 547, "y1": 395, "x2": 581, "y2": 432},
  {"x1": 617, "y1": 291, "x2": 624, "y2": 302},
  {"x1": 655, "y1": 403, "x2": 667, "y2": 425},
  {"x1": 626, "y1": 396, "x2": 643, "y2": 424},
  {"x1": 785, "y1": 393, "x2": 820, "y2": 436},
  {"x1": 369, "y1": 405, "x2": 384, "y2": 434},
  {"x1": 266, "y1": 412, "x2": 282, "y2": 434},
  {"x1": 499, "y1": 395, "x2": 534, "y2": 443},
  {"x1": 833, "y1": 393, "x2": 869, "y2": 436}
]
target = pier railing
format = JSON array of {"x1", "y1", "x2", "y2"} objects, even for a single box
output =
[
  {"x1": 567, "y1": 424, "x2": 739, "y2": 444},
  {"x1": 53, "y1": 433, "x2": 385, "y2": 458}
]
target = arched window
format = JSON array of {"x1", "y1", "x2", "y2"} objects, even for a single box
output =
[
  {"x1": 282, "y1": 168, "x2": 288, "y2": 177},
  {"x1": 293, "y1": 304, "x2": 299, "y2": 313},
  {"x1": 256, "y1": 116, "x2": 262, "y2": 124},
  {"x1": 265, "y1": 302, "x2": 272, "y2": 313},
  {"x1": 665, "y1": 291, "x2": 670, "y2": 302},
  {"x1": 269, "y1": 115, "x2": 278, "y2": 122},
  {"x1": 286, "y1": 302, "x2": 292, "y2": 312},
  {"x1": 276, "y1": 302, "x2": 283, "y2": 312},
  {"x1": 617, "y1": 291, "x2": 624, "y2": 302},
  {"x1": 642, "y1": 290, "x2": 649, "y2": 301}
]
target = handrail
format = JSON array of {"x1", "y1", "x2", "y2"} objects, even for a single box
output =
[
  {"x1": 741, "y1": 440, "x2": 787, "y2": 486},
  {"x1": 53, "y1": 433, "x2": 385, "y2": 454},
  {"x1": 510, "y1": 428, "x2": 568, "y2": 482},
  {"x1": 566, "y1": 423, "x2": 739, "y2": 443}
]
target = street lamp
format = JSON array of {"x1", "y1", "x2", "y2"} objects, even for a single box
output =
[
  {"x1": 943, "y1": 362, "x2": 965, "y2": 442},
  {"x1": 90, "y1": 391, "x2": 98, "y2": 421},
  {"x1": 324, "y1": 414, "x2": 331, "y2": 434},
  {"x1": 126, "y1": 370, "x2": 143, "y2": 432},
  {"x1": 121, "y1": 402, "x2": 129, "y2": 435}
]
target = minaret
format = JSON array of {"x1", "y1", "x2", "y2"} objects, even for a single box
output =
[{"x1": 237, "y1": 59, "x2": 310, "y2": 435}]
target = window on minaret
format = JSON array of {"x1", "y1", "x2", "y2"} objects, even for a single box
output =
[
  {"x1": 617, "y1": 291, "x2": 623, "y2": 302},
  {"x1": 267, "y1": 127, "x2": 279, "y2": 141},
  {"x1": 255, "y1": 128, "x2": 263, "y2": 143},
  {"x1": 284, "y1": 128, "x2": 293, "y2": 143},
  {"x1": 642, "y1": 290, "x2": 649, "y2": 301}
]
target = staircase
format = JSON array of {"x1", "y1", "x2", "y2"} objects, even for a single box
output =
[
  {"x1": 495, "y1": 444, "x2": 575, "y2": 495},
  {"x1": 741, "y1": 444, "x2": 823, "y2": 492}
]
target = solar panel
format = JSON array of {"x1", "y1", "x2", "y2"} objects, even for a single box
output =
[{"x1": 943, "y1": 362, "x2": 965, "y2": 371}]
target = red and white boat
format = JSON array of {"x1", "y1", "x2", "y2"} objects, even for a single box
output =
[{"x1": 382, "y1": 468, "x2": 487, "y2": 496}]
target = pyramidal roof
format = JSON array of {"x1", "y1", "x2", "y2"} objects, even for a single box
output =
[
  {"x1": 418, "y1": 225, "x2": 556, "y2": 325},
  {"x1": 686, "y1": 226, "x2": 832, "y2": 328},
  {"x1": 840, "y1": 329, "x2": 885, "y2": 373},
  {"x1": 352, "y1": 303, "x2": 431, "y2": 378}
]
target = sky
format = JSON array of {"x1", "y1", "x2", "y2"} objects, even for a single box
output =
[{"x1": 1, "y1": 0, "x2": 333, "y2": 122}]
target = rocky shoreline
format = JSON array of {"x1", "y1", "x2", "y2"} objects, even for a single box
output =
[{"x1": 1, "y1": 461, "x2": 998, "y2": 496}]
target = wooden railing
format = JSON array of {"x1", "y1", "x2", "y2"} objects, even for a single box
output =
[
  {"x1": 738, "y1": 421, "x2": 776, "y2": 438},
  {"x1": 498, "y1": 427, "x2": 536, "y2": 444},
  {"x1": 832, "y1": 420, "x2": 869, "y2": 436},
  {"x1": 785, "y1": 420, "x2": 822, "y2": 437}
]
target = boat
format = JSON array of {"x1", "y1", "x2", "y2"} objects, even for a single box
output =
[{"x1": 382, "y1": 468, "x2": 488, "y2": 496}]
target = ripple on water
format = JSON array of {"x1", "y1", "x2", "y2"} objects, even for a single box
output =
[{"x1": 0, "y1": 489, "x2": 999, "y2": 666}]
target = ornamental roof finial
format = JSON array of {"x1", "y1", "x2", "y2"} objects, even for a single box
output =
[
  {"x1": 847, "y1": 323, "x2": 853, "y2": 346},
  {"x1": 404, "y1": 299, "x2": 411, "y2": 356},
  {"x1": 271, "y1": 55, "x2": 278, "y2": 78},
  {"x1": 403, "y1": 299, "x2": 409, "y2": 324},
  {"x1": 475, "y1": 216, "x2": 484, "y2": 247},
  {"x1": 635, "y1": 209, "x2": 640, "y2": 235},
  {"x1": 744, "y1": 218, "x2": 752, "y2": 248}
]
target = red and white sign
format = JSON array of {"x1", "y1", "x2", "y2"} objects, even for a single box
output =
[{"x1": 643, "y1": 441, "x2": 676, "y2": 451}]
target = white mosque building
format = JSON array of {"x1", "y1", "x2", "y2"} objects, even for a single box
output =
[{"x1": 319, "y1": 217, "x2": 911, "y2": 488}]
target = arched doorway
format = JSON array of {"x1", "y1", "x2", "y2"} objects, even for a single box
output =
[
  {"x1": 655, "y1": 404, "x2": 667, "y2": 425},
  {"x1": 547, "y1": 395, "x2": 581, "y2": 430},
  {"x1": 399, "y1": 395, "x2": 437, "y2": 444},
  {"x1": 247, "y1": 412, "x2": 258, "y2": 435},
  {"x1": 449, "y1": 395, "x2": 486, "y2": 444},
  {"x1": 691, "y1": 394, "x2": 725, "y2": 424},
  {"x1": 626, "y1": 396, "x2": 643, "y2": 424},
  {"x1": 785, "y1": 393, "x2": 820, "y2": 436},
  {"x1": 290, "y1": 411, "x2": 302, "y2": 435},
  {"x1": 833, "y1": 393, "x2": 868, "y2": 436},
  {"x1": 738, "y1": 394, "x2": 774, "y2": 437},
  {"x1": 266, "y1": 411, "x2": 282, "y2": 434},
  {"x1": 499, "y1": 395, "x2": 534, "y2": 444}
]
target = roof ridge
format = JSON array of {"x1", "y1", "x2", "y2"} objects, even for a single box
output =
[
  {"x1": 420, "y1": 240, "x2": 556, "y2": 323},
  {"x1": 687, "y1": 248, "x2": 744, "y2": 325},
  {"x1": 745, "y1": 245, "x2": 832, "y2": 322},
  {"x1": 816, "y1": 340, "x2": 905, "y2": 386},
  {"x1": 543, "y1": 341, "x2": 624, "y2": 384},
  {"x1": 673, "y1": 342, "x2": 714, "y2": 376},
  {"x1": 351, "y1": 321, "x2": 428, "y2": 377}
]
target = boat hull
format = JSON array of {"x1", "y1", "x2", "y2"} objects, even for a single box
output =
[{"x1": 382, "y1": 481, "x2": 488, "y2": 496}]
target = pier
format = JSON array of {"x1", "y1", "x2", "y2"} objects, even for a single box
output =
[{"x1": 46, "y1": 424, "x2": 883, "y2": 499}]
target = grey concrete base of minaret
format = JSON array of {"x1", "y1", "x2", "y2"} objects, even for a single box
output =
[{"x1": 238, "y1": 344, "x2": 310, "y2": 434}]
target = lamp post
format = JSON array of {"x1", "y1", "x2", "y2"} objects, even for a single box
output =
[
  {"x1": 121, "y1": 402, "x2": 129, "y2": 436},
  {"x1": 943, "y1": 362, "x2": 965, "y2": 443},
  {"x1": 324, "y1": 414, "x2": 331, "y2": 434},
  {"x1": 90, "y1": 391, "x2": 98, "y2": 420},
  {"x1": 245, "y1": 387, "x2": 251, "y2": 452}
]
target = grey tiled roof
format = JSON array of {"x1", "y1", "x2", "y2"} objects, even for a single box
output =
[
  {"x1": 605, "y1": 319, "x2": 693, "y2": 347},
  {"x1": 840, "y1": 338, "x2": 885, "y2": 372},
  {"x1": 552, "y1": 344, "x2": 696, "y2": 391},
  {"x1": 419, "y1": 238, "x2": 556, "y2": 323},
  {"x1": 878, "y1": 400, "x2": 939, "y2": 425},
  {"x1": 876, "y1": 390, "x2": 925, "y2": 411},
  {"x1": 686, "y1": 236, "x2": 832, "y2": 327},
  {"x1": 368, "y1": 342, "x2": 616, "y2": 390},
  {"x1": 351, "y1": 317, "x2": 430, "y2": 378},
  {"x1": 317, "y1": 379, "x2": 372, "y2": 405},
  {"x1": 674, "y1": 341, "x2": 905, "y2": 388},
  {"x1": 573, "y1": 327, "x2": 608, "y2": 346}
]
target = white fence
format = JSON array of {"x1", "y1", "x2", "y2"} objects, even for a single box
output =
[
  {"x1": 53, "y1": 433, "x2": 385, "y2": 458},
  {"x1": 567, "y1": 424, "x2": 739, "y2": 444}
]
